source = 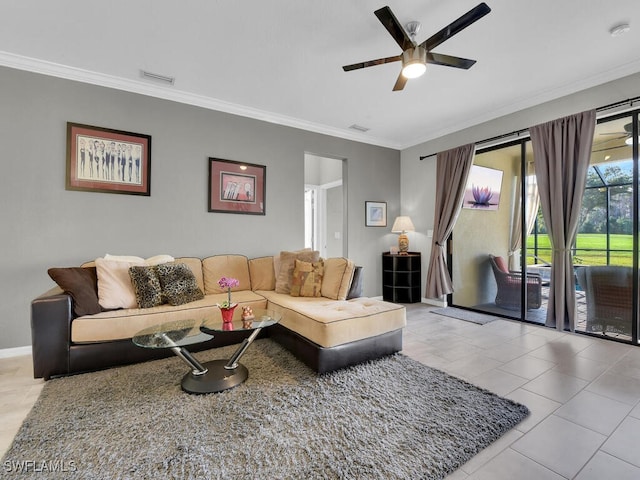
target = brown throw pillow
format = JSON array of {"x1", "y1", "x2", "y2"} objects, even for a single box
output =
[
  {"x1": 290, "y1": 259, "x2": 324, "y2": 297},
  {"x1": 47, "y1": 267, "x2": 102, "y2": 317}
]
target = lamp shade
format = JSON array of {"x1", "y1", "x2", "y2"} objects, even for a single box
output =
[{"x1": 391, "y1": 216, "x2": 415, "y2": 233}]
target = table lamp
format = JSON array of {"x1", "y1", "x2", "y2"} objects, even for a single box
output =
[{"x1": 391, "y1": 216, "x2": 415, "y2": 254}]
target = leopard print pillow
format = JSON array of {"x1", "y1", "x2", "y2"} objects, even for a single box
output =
[
  {"x1": 155, "y1": 263, "x2": 204, "y2": 306},
  {"x1": 129, "y1": 266, "x2": 163, "y2": 308}
]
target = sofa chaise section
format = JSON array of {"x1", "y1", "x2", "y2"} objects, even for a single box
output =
[{"x1": 261, "y1": 291, "x2": 405, "y2": 373}]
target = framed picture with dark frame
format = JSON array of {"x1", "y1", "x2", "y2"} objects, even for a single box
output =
[
  {"x1": 365, "y1": 201, "x2": 387, "y2": 227},
  {"x1": 66, "y1": 122, "x2": 151, "y2": 196},
  {"x1": 208, "y1": 157, "x2": 266, "y2": 215}
]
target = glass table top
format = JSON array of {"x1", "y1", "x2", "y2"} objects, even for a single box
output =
[
  {"x1": 200, "y1": 308, "x2": 281, "y2": 335},
  {"x1": 132, "y1": 318, "x2": 212, "y2": 349},
  {"x1": 131, "y1": 309, "x2": 281, "y2": 349}
]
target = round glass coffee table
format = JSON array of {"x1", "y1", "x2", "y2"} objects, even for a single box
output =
[{"x1": 132, "y1": 309, "x2": 280, "y2": 394}]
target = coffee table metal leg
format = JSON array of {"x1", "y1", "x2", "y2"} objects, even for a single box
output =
[
  {"x1": 225, "y1": 327, "x2": 262, "y2": 369},
  {"x1": 171, "y1": 346, "x2": 208, "y2": 375}
]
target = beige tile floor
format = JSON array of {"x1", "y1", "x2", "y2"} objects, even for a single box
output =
[
  {"x1": 1, "y1": 304, "x2": 640, "y2": 479},
  {"x1": 401, "y1": 304, "x2": 640, "y2": 480}
]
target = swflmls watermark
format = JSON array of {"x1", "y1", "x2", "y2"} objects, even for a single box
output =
[{"x1": 3, "y1": 459, "x2": 77, "y2": 473}]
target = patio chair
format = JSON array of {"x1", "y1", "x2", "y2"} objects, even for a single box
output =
[
  {"x1": 489, "y1": 255, "x2": 542, "y2": 310},
  {"x1": 575, "y1": 266, "x2": 633, "y2": 336}
]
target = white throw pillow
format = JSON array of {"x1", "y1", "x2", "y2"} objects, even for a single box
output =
[
  {"x1": 95, "y1": 257, "x2": 146, "y2": 309},
  {"x1": 104, "y1": 254, "x2": 145, "y2": 263},
  {"x1": 104, "y1": 253, "x2": 174, "y2": 266},
  {"x1": 145, "y1": 254, "x2": 175, "y2": 266}
]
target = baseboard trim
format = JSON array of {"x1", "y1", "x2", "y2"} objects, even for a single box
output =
[
  {"x1": 422, "y1": 298, "x2": 445, "y2": 307},
  {"x1": 0, "y1": 345, "x2": 32, "y2": 359}
]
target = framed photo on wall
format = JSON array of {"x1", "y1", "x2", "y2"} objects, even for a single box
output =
[
  {"x1": 365, "y1": 201, "x2": 387, "y2": 227},
  {"x1": 66, "y1": 122, "x2": 151, "y2": 195},
  {"x1": 208, "y1": 157, "x2": 266, "y2": 215},
  {"x1": 462, "y1": 165, "x2": 503, "y2": 210}
]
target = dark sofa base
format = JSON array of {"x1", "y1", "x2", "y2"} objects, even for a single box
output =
[
  {"x1": 44, "y1": 327, "x2": 402, "y2": 380},
  {"x1": 65, "y1": 331, "x2": 258, "y2": 380},
  {"x1": 269, "y1": 323, "x2": 403, "y2": 374},
  {"x1": 32, "y1": 290, "x2": 403, "y2": 380}
]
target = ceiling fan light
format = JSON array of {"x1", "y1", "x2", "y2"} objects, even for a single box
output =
[
  {"x1": 625, "y1": 136, "x2": 637, "y2": 146},
  {"x1": 401, "y1": 46, "x2": 427, "y2": 79}
]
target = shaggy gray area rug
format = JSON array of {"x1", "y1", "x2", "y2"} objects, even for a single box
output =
[
  {"x1": 431, "y1": 307, "x2": 498, "y2": 325},
  {"x1": 2, "y1": 340, "x2": 528, "y2": 479}
]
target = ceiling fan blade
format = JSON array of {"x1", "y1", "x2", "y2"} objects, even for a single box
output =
[
  {"x1": 392, "y1": 72, "x2": 408, "y2": 91},
  {"x1": 594, "y1": 136, "x2": 626, "y2": 146},
  {"x1": 420, "y1": 2, "x2": 491, "y2": 52},
  {"x1": 342, "y1": 55, "x2": 401, "y2": 72},
  {"x1": 599, "y1": 132, "x2": 627, "y2": 136},
  {"x1": 427, "y1": 52, "x2": 476, "y2": 69},
  {"x1": 374, "y1": 6, "x2": 414, "y2": 51},
  {"x1": 592, "y1": 144, "x2": 631, "y2": 154}
]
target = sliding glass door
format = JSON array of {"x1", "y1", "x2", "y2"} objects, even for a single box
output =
[
  {"x1": 450, "y1": 140, "x2": 541, "y2": 323},
  {"x1": 450, "y1": 110, "x2": 640, "y2": 345},
  {"x1": 573, "y1": 113, "x2": 637, "y2": 342}
]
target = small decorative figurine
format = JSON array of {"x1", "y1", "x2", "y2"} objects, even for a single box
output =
[{"x1": 241, "y1": 306, "x2": 255, "y2": 329}]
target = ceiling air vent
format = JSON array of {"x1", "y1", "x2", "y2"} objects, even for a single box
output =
[
  {"x1": 140, "y1": 70, "x2": 175, "y2": 85},
  {"x1": 349, "y1": 124, "x2": 370, "y2": 133}
]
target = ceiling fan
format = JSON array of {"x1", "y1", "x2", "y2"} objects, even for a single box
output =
[
  {"x1": 598, "y1": 121, "x2": 638, "y2": 145},
  {"x1": 343, "y1": 3, "x2": 491, "y2": 91}
]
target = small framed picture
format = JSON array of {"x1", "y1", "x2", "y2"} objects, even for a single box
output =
[
  {"x1": 66, "y1": 123, "x2": 151, "y2": 196},
  {"x1": 365, "y1": 201, "x2": 387, "y2": 227},
  {"x1": 208, "y1": 157, "x2": 266, "y2": 215}
]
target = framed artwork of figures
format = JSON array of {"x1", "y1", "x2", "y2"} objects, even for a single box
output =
[
  {"x1": 208, "y1": 157, "x2": 266, "y2": 215},
  {"x1": 66, "y1": 122, "x2": 151, "y2": 196}
]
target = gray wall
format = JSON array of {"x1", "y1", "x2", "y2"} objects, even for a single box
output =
[
  {"x1": 400, "y1": 71, "x2": 640, "y2": 305},
  {"x1": 0, "y1": 66, "x2": 400, "y2": 349}
]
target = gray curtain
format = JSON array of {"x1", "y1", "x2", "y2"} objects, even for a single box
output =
[
  {"x1": 530, "y1": 109, "x2": 596, "y2": 331},
  {"x1": 426, "y1": 143, "x2": 475, "y2": 298}
]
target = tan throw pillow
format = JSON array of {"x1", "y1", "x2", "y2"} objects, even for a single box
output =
[
  {"x1": 321, "y1": 257, "x2": 356, "y2": 300},
  {"x1": 290, "y1": 259, "x2": 324, "y2": 297},
  {"x1": 275, "y1": 250, "x2": 320, "y2": 294},
  {"x1": 274, "y1": 247, "x2": 311, "y2": 279},
  {"x1": 95, "y1": 257, "x2": 146, "y2": 309}
]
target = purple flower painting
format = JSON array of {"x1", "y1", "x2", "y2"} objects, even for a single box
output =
[{"x1": 463, "y1": 165, "x2": 503, "y2": 210}]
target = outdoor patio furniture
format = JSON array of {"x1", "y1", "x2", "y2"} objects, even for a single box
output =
[
  {"x1": 489, "y1": 255, "x2": 542, "y2": 310},
  {"x1": 575, "y1": 266, "x2": 633, "y2": 336}
]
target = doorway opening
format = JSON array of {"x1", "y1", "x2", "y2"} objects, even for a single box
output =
[{"x1": 304, "y1": 153, "x2": 347, "y2": 258}]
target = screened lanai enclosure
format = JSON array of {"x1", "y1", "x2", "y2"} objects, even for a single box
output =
[{"x1": 449, "y1": 109, "x2": 639, "y2": 345}]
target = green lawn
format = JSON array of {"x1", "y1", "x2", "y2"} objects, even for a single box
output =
[{"x1": 526, "y1": 233, "x2": 634, "y2": 266}]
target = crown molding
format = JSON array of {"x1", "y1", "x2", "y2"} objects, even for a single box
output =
[
  {"x1": 402, "y1": 58, "x2": 640, "y2": 149},
  {"x1": 0, "y1": 51, "x2": 401, "y2": 150}
]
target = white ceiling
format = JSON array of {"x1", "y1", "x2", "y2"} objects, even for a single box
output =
[{"x1": 1, "y1": 0, "x2": 640, "y2": 150}]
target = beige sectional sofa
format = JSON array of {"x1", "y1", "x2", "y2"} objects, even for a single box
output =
[{"x1": 31, "y1": 253, "x2": 406, "y2": 379}]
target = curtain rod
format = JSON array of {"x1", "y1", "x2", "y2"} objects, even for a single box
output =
[{"x1": 419, "y1": 95, "x2": 640, "y2": 160}]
